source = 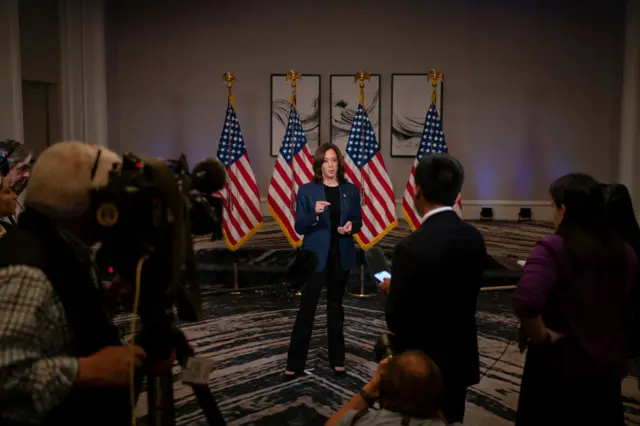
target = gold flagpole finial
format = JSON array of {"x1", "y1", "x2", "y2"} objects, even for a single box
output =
[
  {"x1": 285, "y1": 70, "x2": 302, "y2": 108},
  {"x1": 427, "y1": 69, "x2": 443, "y2": 106},
  {"x1": 354, "y1": 72, "x2": 371, "y2": 106},
  {"x1": 222, "y1": 72, "x2": 238, "y2": 107}
]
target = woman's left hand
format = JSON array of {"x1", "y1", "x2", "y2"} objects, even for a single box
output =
[
  {"x1": 518, "y1": 324, "x2": 528, "y2": 354},
  {"x1": 338, "y1": 221, "x2": 352, "y2": 235}
]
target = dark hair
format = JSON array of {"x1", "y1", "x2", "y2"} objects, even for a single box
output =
[
  {"x1": 312, "y1": 143, "x2": 346, "y2": 184},
  {"x1": 550, "y1": 173, "x2": 627, "y2": 279},
  {"x1": 414, "y1": 153, "x2": 464, "y2": 206},
  {"x1": 603, "y1": 183, "x2": 640, "y2": 258}
]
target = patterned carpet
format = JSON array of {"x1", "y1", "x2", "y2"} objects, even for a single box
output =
[
  {"x1": 117, "y1": 219, "x2": 640, "y2": 425},
  {"x1": 193, "y1": 218, "x2": 553, "y2": 261}
]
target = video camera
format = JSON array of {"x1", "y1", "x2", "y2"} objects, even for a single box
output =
[
  {"x1": 91, "y1": 152, "x2": 227, "y2": 324},
  {"x1": 90, "y1": 152, "x2": 229, "y2": 425}
]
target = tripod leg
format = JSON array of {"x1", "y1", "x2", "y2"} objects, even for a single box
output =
[
  {"x1": 146, "y1": 364, "x2": 177, "y2": 426},
  {"x1": 190, "y1": 384, "x2": 227, "y2": 426},
  {"x1": 175, "y1": 332, "x2": 227, "y2": 426}
]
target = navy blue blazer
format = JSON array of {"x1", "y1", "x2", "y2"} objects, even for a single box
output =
[{"x1": 294, "y1": 182, "x2": 363, "y2": 272}]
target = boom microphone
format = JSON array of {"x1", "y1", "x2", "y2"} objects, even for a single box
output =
[{"x1": 192, "y1": 158, "x2": 227, "y2": 194}]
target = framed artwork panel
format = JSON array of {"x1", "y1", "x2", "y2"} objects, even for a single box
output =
[
  {"x1": 330, "y1": 74, "x2": 381, "y2": 153},
  {"x1": 391, "y1": 73, "x2": 444, "y2": 157},
  {"x1": 270, "y1": 74, "x2": 321, "y2": 157}
]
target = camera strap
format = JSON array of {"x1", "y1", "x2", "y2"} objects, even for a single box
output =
[{"x1": 90, "y1": 149, "x2": 102, "y2": 181}]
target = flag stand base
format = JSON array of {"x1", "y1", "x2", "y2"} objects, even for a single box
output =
[
  {"x1": 348, "y1": 266, "x2": 377, "y2": 298},
  {"x1": 230, "y1": 262, "x2": 242, "y2": 296},
  {"x1": 348, "y1": 292, "x2": 376, "y2": 298}
]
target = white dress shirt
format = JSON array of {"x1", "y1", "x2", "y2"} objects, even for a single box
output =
[{"x1": 421, "y1": 206, "x2": 454, "y2": 223}]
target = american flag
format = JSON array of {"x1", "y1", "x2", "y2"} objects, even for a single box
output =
[
  {"x1": 216, "y1": 102, "x2": 263, "y2": 250},
  {"x1": 267, "y1": 105, "x2": 313, "y2": 248},
  {"x1": 402, "y1": 103, "x2": 462, "y2": 231},
  {"x1": 345, "y1": 104, "x2": 397, "y2": 249}
]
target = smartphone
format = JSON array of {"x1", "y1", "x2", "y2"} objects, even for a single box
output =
[{"x1": 374, "y1": 270, "x2": 391, "y2": 283}]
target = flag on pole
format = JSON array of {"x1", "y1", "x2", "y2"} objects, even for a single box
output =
[
  {"x1": 402, "y1": 103, "x2": 462, "y2": 231},
  {"x1": 267, "y1": 105, "x2": 314, "y2": 248},
  {"x1": 216, "y1": 102, "x2": 263, "y2": 250},
  {"x1": 344, "y1": 104, "x2": 397, "y2": 249}
]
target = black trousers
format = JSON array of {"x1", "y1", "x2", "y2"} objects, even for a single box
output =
[
  {"x1": 516, "y1": 346, "x2": 624, "y2": 425},
  {"x1": 440, "y1": 384, "x2": 467, "y2": 424},
  {"x1": 286, "y1": 252, "x2": 350, "y2": 372}
]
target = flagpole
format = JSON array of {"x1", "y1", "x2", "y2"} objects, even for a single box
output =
[
  {"x1": 350, "y1": 71, "x2": 376, "y2": 299},
  {"x1": 426, "y1": 69, "x2": 461, "y2": 217},
  {"x1": 222, "y1": 72, "x2": 242, "y2": 295},
  {"x1": 285, "y1": 70, "x2": 302, "y2": 211},
  {"x1": 285, "y1": 70, "x2": 304, "y2": 297},
  {"x1": 355, "y1": 71, "x2": 370, "y2": 208}
]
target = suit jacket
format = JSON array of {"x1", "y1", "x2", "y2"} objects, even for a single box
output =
[
  {"x1": 294, "y1": 182, "x2": 362, "y2": 272},
  {"x1": 385, "y1": 210, "x2": 486, "y2": 388}
]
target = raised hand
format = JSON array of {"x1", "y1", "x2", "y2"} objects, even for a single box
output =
[{"x1": 315, "y1": 201, "x2": 331, "y2": 215}]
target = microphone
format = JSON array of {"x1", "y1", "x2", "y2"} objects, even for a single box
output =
[
  {"x1": 364, "y1": 246, "x2": 390, "y2": 276},
  {"x1": 192, "y1": 158, "x2": 227, "y2": 194}
]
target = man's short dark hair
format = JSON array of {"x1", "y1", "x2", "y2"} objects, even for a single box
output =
[{"x1": 414, "y1": 153, "x2": 464, "y2": 206}]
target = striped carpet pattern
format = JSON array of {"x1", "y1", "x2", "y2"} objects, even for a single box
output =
[
  {"x1": 194, "y1": 218, "x2": 555, "y2": 263},
  {"x1": 120, "y1": 219, "x2": 640, "y2": 425}
]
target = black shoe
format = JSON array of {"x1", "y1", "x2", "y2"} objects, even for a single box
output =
[
  {"x1": 282, "y1": 371, "x2": 303, "y2": 382},
  {"x1": 333, "y1": 367, "x2": 347, "y2": 377}
]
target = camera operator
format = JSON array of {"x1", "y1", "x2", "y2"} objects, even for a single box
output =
[
  {"x1": 380, "y1": 154, "x2": 486, "y2": 424},
  {"x1": 0, "y1": 139, "x2": 32, "y2": 232},
  {"x1": 0, "y1": 141, "x2": 144, "y2": 426},
  {"x1": 325, "y1": 351, "x2": 447, "y2": 426},
  {"x1": 0, "y1": 177, "x2": 18, "y2": 235}
]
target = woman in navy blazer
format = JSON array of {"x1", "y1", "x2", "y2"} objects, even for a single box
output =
[{"x1": 284, "y1": 143, "x2": 362, "y2": 380}]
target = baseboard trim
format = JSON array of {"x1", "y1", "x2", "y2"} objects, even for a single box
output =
[
  {"x1": 440, "y1": 200, "x2": 550, "y2": 207},
  {"x1": 257, "y1": 198, "x2": 552, "y2": 221}
]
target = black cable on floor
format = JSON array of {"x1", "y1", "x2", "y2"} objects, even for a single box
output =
[{"x1": 479, "y1": 321, "x2": 519, "y2": 380}]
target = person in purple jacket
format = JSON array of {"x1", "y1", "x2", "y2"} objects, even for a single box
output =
[{"x1": 512, "y1": 173, "x2": 637, "y2": 426}]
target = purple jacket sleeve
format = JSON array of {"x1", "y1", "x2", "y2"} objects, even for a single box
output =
[{"x1": 512, "y1": 236, "x2": 561, "y2": 318}]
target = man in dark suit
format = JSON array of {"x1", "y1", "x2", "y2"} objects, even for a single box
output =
[{"x1": 381, "y1": 154, "x2": 486, "y2": 424}]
